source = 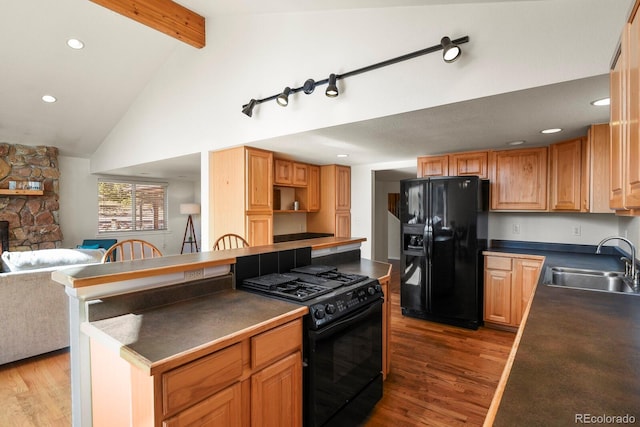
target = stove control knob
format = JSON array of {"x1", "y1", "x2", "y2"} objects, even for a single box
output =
[
  {"x1": 367, "y1": 286, "x2": 376, "y2": 296},
  {"x1": 375, "y1": 284, "x2": 383, "y2": 293},
  {"x1": 325, "y1": 303, "x2": 336, "y2": 314},
  {"x1": 314, "y1": 307, "x2": 325, "y2": 319}
]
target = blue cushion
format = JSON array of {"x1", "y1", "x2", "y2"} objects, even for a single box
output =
[
  {"x1": 80, "y1": 239, "x2": 117, "y2": 250},
  {"x1": 77, "y1": 243, "x2": 100, "y2": 249}
]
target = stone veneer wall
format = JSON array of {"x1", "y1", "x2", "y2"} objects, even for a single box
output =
[{"x1": 0, "y1": 144, "x2": 62, "y2": 251}]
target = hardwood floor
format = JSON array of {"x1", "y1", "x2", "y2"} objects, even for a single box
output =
[
  {"x1": 363, "y1": 260, "x2": 515, "y2": 426},
  {"x1": 0, "y1": 260, "x2": 514, "y2": 427}
]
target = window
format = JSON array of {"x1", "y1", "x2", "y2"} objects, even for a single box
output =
[{"x1": 98, "y1": 179, "x2": 168, "y2": 233}]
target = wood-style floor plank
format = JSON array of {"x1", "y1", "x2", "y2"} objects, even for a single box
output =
[{"x1": 0, "y1": 260, "x2": 513, "y2": 427}]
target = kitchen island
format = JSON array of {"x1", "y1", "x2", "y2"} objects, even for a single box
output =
[
  {"x1": 53, "y1": 237, "x2": 389, "y2": 427},
  {"x1": 484, "y1": 243, "x2": 640, "y2": 426}
]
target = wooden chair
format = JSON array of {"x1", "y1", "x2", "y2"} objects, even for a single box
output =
[
  {"x1": 213, "y1": 234, "x2": 250, "y2": 250},
  {"x1": 101, "y1": 239, "x2": 163, "y2": 262}
]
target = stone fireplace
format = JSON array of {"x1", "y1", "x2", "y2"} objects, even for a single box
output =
[{"x1": 0, "y1": 144, "x2": 62, "y2": 251}]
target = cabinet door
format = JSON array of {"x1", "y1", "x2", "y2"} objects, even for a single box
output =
[
  {"x1": 417, "y1": 155, "x2": 449, "y2": 177},
  {"x1": 610, "y1": 41, "x2": 626, "y2": 210},
  {"x1": 307, "y1": 165, "x2": 320, "y2": 211},
  {"x1": 549, "y1": 138, "x2": 584, "y2": 211},
  {"x1": 246, "y1": 214, "x2": 273, "y2": 246},
  {"x1": 247, "y1": 149, "x2": 273, "y2": 212},
  {"x1": 484, "y1": 269, "x2": 512, "y2": 325},
  {"x1": 449, "y1": 151, "x2": 489, "y2": 179},
  {"x1": 292, "y1": 163, "x2": 308, "y2": 186},
  {"x1": 336, "y1": 166, "x2": 351, "y2": 210},
  {"x1": 626, "y1": 13, "x2": 640, "y2": 208},
  {"x1": 490, "y1": 147, "x2": 548, "y2": 210},
  {"x1": 335, "y1": 212, "x2": 351, "y2": 238},
  {"x1": 163, "y1": 383, "x2": 242, "y2": 427},
  {"x1": 251, "y1": 352, "x2": 302, "y2": 427},
  {"x1": 274, "y1": 159, "x2": 292, "y2": 185},
  {"x1": 513, "y1": 259, "x2": 543, "y2": 326}
]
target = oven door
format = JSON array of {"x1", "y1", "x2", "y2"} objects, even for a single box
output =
[{"x1": 306, "y1": 298, "x2": 383, "y2": 427}]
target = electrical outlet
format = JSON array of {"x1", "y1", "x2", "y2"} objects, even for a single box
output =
[
  {"x1": 572, "y1": 225, "x2": 581, "y2": 236},
  {"x1": 184, "y1": 268, "x2": 204, "y2": 281},
  {"x1": 512, "y1": 224, "x2": 521, "y2": 235}
]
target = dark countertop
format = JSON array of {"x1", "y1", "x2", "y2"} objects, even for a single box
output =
[
  {"x1": 486, "y1": 242, "x2": 640, "y2": 425},
  {"x1": 81, "y1": 289, "x2": 307, "y2": 375}
]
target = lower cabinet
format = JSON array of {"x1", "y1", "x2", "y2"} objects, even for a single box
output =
[
  {"x1": 484, "y1": 254, "x2": 544, "y2": 330},
  {"x1": 89, "y1": 319, "x2": 303, "y2": 427}
]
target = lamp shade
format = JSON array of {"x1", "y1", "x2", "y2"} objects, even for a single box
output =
[{"x1": 180, "y1": 203, "x2": 200, "y2": 215}]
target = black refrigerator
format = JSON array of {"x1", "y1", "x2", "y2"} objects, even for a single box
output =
[{"x1": 400, "y1": 176, "x2": 488, "y2": 329}]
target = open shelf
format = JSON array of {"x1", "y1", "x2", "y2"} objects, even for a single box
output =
[{"x1": 0, "y1": 189, "x2": 44, "y2": 196}]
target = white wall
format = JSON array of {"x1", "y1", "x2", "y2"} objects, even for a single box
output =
[
  {"x1": 89, "y1": 1, "x2": 628, "y2": 173},
  {"x1": 58, "y1": 156, "x2": 200, "y2": 255}
]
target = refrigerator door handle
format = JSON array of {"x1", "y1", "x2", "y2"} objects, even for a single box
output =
[{"x1": 423, "y1": 222, "x2": 432, "y2": 261}]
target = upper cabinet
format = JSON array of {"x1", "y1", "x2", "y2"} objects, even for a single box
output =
[
  {"x1": 610, "y1": 3, "x2": 640, "y2": 214},
  {"x1": 417, "y1": 151, "x2": 489, "y2": 179},
  {"x1": 274, "y1": 159, "x2": 308, "y2": 187},
  {"x1": 417, "y1": 155, "x2": 448, "y2": 177},
  {"x1": 247, "y1": 149, "x2": 273, "y2": 213},
  {"x1": 449, "y1": 151, "x2": 489, "y2": 179},
  {"x1": 548, "y1": 137, "x2": 586, "y2": 211},
  {"x1": 490, "y1": 147, "x2": 548, "y2": 211},
  {"x1": 307, "y1": 165, "x2": 351, "y2": 237}
]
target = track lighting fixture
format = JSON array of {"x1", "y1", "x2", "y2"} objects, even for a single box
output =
[
  {"x1": 441, "y1": 36, "x2": 462, "y2": 63},
  {"x1": 325, "y1": 74, "x2": 339, "y2": 98},
  {"x1": 242, "y1": 99, "x2": 257, "y2": 117},
  {"x1": 277, "y1": 87, "x2": 291, "y2": 107},
  {"x1": 303, "y1": 79, "x2": 316, "y2": 94},
  {"x1": 241, "y1": 35, "x2": 469, "y2": 117}
]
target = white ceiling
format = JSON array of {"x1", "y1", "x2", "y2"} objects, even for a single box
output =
[{"x1": 0, "y1": 0, "x2": 629, "y2": 180}]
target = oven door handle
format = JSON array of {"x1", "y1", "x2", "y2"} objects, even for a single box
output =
[{"x1": 308, "y1": 299, "x2": 382, "y2": 340}]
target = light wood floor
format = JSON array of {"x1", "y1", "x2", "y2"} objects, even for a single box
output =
[{"x1": 0, "y1": 260, "x2": 514, "y2": 427}]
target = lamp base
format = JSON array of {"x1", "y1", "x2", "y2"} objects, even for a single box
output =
[{"x1": 181, "y1": 215, "x2": 199, "y2": 254}]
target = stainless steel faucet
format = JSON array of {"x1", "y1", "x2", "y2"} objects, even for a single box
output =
[{"x1": 596, "y1": 236, "x2": 639, "y2": 289}]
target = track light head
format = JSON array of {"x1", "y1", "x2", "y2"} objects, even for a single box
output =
[
  {"x1": 303, "y1": 79, "x2": 316, "y2": 94},
  {"x1": 276, "y1": 87, "x2": 291, "y2": 107},
  {"x1": 242, "y1": 99, "x2": 257, "y2": 117},
  {"x1": 441, "y1": 36, "x2": 461, "y2": 63},
  {"x1": 326, "y1": 74, "x2": 339, "y2": 98}
]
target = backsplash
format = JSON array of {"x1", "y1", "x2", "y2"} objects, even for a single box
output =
[{"x1": 0, "y1": 143, "x2": 61, "y2": 250}]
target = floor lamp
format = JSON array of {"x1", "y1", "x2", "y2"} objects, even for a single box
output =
[{"x1": 180, "y1": 203, "x2": 200, "y2": 254}]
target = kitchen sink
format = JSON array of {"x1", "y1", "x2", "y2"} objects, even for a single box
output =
[{"x1": 545, "y1": 267, "x2": 639, "y2": 294}]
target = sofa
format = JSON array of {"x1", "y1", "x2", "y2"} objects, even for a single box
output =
[{"x1": 0, "y1": 248, "x2": 105, "y2": 365}]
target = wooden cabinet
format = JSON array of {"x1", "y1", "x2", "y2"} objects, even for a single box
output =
[
  {"x1": 588, "y1": 124, "x2": 612, "y2": 213},
  {"x1": 90, "y1": 319, "x2": 303, "y2": 427},
  {"x1": 490, "y1": 147, "x2": 548, "y2": 211},
  {"x1": 548, "y1": 137, "x2": 586, "y2": 211},
  {"x1": 449, "y1": 150, "x2": 489, "y2": 179},
  {"x1": 417, "y1": 155, "x2": 448, "y2": 177},
  {"x1": 379, "y1": 275, "x2": 391, "y2": 379},
  {"x1": 210, "y1": 147, "x2": 273, "y2": 247},
  {"x1": 307, "y1": 165, "x2": 351, "y2": 237},
  {"x1": 274, "y1": 159, "x2": 308, "y2": 187},
  {"x1": 307, "y1": 165, "x2": 320, "y2": 212},
  {"x1": 484, "y1": 254, "x2": 544, "y2": 330},
  {"x1": 610, "y1": 40, "x2": 626, "y2": 211},
  {"x1": 417, "y1": 151, "x2": 488, "y2": 178}
]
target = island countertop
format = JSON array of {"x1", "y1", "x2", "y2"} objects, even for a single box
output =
[
  {"x1": 485, "y1": 244, "x2": 640, "y2": 425},
  {"x1": 81, "y1": 288, "x2": 307, "y2": 375}
]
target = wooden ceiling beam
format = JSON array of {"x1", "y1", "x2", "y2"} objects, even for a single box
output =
[{"x1": 90, "y1": 0, "x2": 205, "y2": 48}]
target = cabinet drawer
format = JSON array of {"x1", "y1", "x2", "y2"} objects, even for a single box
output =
[
  {"x1": 251, "y1": 319, "x2": 302, "y2": 370},
  {"x1": 485, "y1": 256, "x2": 512, "y2": 271},
  {"x1": 162, "y1": 343, "x2": 243, "y2": 416}
]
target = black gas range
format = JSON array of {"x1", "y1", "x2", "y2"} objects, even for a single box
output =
[{"x1": 240, "y1": 264, "x2": 384, "y2": 426}]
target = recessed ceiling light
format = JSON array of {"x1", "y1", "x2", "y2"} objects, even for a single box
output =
[
  {"x1": 67, "y1": 38, "x2": 85, "y2": 49},
  {"x1": 337, "y1": 154, "x2": 349, "y2": 158},
  {"x1": 507, "y1": 140, "x2": 525, "y2": 146},
  {"x1": 42, "y1": 95, "x2": 57, "y2": 103},
  {"x1": 591, "y1": 97, "x2": 610, "y2": 106},
  {"x1": 541, "y1": 128, "x2": 562, "y2": 134}
]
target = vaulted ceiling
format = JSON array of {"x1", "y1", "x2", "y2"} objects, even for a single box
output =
[{"x1": 0, "y1": 0, "x2": 632, "y2": 179}]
